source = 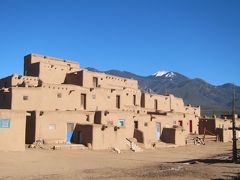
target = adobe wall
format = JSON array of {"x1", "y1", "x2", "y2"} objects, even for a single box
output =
[
  {"x1": 84, "y1": 111, "x2": 156, "y2": 149},
  {"x1": 161, "y1": 127, "x2": 187, "y2": 145},
  {"x1": 153, "y1": 112, "x2": 199, "y2": 135},
  {"x1": 142, "y1": 92, "x2": 200, "y2": 116},
  {"x1": 24, "y1": 54, "x2": 80, "y2": 84},
  {"x1": 199, "y1": 117, "x2": 240, "y2": 135},
  {"x1": 216, "y1": 128, "x2": 240, "y2": 142},
  {"x1": 0, "y1": 75, "x2": 39, "y2": 89},
  {"x1": 11, "y1": 86, "x2": 82, "y2": 111},
  {"x1": 215, "y1": 118, "x2": 238, "y2": 129},
  {"x1": 0, "y1": 110, "x2": 26, "y2": 151},
  {"x1": 10, "y1": 85, "x2": 144, "y2": 112},
  {"x1": 91, "y1": 125, "x2": 130, "y2": 150},
  {"x1": 65, "y1": 70, "x2": 139, "y2": 90},
  {"x1": 134, "y1": 115, "x2": 156, "y2": 148},
  {"x1": 143, "y1": 93, "x2": 171, "y2": 112},
  {"x1": 33, "y1": 110, "x2": 94, "y2": 143}
]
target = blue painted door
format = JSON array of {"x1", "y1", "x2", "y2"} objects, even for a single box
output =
[
  {"x1": 156, "y1": 122, "x2": 161, "y2": 140},
  {"x1": 67, "y1": 123, "x2": 74, "y2": 143}
]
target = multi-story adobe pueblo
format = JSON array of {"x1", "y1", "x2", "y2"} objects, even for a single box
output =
[{"x1": 0, "y1": 54, "x2": 202, "y2": 151}]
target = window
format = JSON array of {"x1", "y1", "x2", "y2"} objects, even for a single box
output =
[
  {"x1": 57, "y1": 93, "x2": 62, "y2": 98},
  {"x1": 0, "y1": 118, "x2": 10, "y2": 128},
  {"x1": 154, "y1": 99, "x2": 158, "y2": 110},
  {"x1": 93, "y1": 77, "x2": 98, "y2": 87},
  {"x1": 144, "y1": 122, "x2": 148, "y2": 127},
  {"x1": 23, "y1": 96, "x2": 29, "y2": 101},
  {"x1": 141, "y1": 93, "x2": 145, "y2": 108},
  {"x1": 133, "y1": 95, "x2": 136, "y2": 106},
  {"x1": 178, "y1": 120, "x2": 183, "y2": 127},
  {"x1": 116, "y1": 95, "x2": 120, "y2": 109},
  {"x1": 81, "y1": 94, "x2": 86, "y2": 110},
  {"x1": 117, "y1": 119, "x2": 125, "y2": 127},
  {"x1": 134, "y1": 121, "x2": 138, "y2": 129},
  {"x1": 49, "y1": 124, "x2": 56, "y2": 130}
]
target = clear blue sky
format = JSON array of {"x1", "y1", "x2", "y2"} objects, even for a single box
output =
[{"x1": 0, "y1": 0, "x2": 239, "y2": 85}]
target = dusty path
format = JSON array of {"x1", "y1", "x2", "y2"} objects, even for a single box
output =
[{"x1": 0, "y1": 142, "x2": 239, "y2": 180}]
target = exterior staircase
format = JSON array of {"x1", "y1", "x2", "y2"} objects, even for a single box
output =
[
  {"x1": 126, "y1": 138, "x2": 143, "y2": 152},
  {"x1": 186, "y1": 134, "x2": 205, "y2": 145}
]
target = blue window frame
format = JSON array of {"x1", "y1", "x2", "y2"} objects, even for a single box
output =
[
  {"x1": 0, "y1": 118, "x2": 11, "y2": 128},
  {"x1": 117, "y1": 119, "x2": 125, "y2": 127}
]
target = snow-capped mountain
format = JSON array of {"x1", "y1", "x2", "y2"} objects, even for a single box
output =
[
  {"x1": 153, "y1": 71, "x2": 169, "y2": 77},
  {"x1": 153, "y1": 71, "x2": 176, "y2": 78}
]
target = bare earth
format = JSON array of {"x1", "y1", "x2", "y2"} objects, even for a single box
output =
[{"x1": 0, "y1": 142, "x2": 240, "y2": 180}]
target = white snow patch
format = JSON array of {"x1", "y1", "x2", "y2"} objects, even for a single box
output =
[
  {"x1": 165, "y1": 72, "x2": 176, "y2": 78},
  {"x1": 153, "y1": 71, "x2": 176, "y2": 78},
  {"x1": 153, "y1": 71, "x2": 169, "y2": 77}
]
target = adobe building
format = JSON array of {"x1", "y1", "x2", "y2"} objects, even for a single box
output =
[
  {"x1": 199, "y1": 115, "x2": 240, "y2": 142},
  {"x1": 0, "y1": 54, "x2": 201, "y2": 151}
]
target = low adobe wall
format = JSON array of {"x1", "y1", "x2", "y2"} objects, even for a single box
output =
[
  {"x1": 161, "y1": 127, "x2": 187, "y2": 145},
  {"x1": 78, "y1": 124, "x2": 130, "y2": 150},
  {"x1": 216, "y1": 128, "x2": 240, "y2": 142}
]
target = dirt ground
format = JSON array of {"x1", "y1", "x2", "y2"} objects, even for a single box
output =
[{"x1": 0, "y1": 142, "x2": 240, "y2": 180}]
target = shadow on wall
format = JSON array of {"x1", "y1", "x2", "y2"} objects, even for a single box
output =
[
  {"x1": 71, "y1": 124, "x2": 93, "y2": 145},
  {"x1": 161, "y1": 128, "x2": 175, "y2": 144},
  {"x1": 133, "y1": 129, "x2": 144, "y2": 143}
]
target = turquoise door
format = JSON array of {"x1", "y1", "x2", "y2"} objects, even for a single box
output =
[{"x1": 67, "y1": 123, "x2": 74, "y2": 143}]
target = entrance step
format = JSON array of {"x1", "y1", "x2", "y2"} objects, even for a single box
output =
[
  {"x1": 52, "y1": 144, "x2": 87, "y2": 150},
  {"x1": 154, "y1": 141, "x2": 179, "y2": 148}
]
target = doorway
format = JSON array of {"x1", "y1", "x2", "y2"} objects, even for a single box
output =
[
  {"x1": 67, "y1": 123, "x2": 75, "y2": 143},
  {"x1": 156, "y1": 122, "x2": 161, "y2": 140},
  {"x1": 178, "y1": 120, "x2": 183, "y2": 127},
  {"x1": 25, "y1": 111, "x2": 36, "y2": 144},
  {"x1": 189, "y1": 120, "x2": 193, "y2": 133},
  {"x1": 81, "y1": 94, "x2": 86, "y2": 110}
]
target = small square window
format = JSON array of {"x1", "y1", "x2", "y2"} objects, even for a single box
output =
[
  {"x1": 144, "y1": 122, "x2": 148, "y2": 127},
  {"x1": 0, "y1": 118, "x2": 10, "y2": 128},
  {"x1": 117, "y1": 119, "x2": 125, "y2": 127},
  {"x1": 49, "y1": 124, "x2": 56, "y2": 130},
  {"x1": 57, "y1": 93, "x2": 62, "y2": 98},
  {"x1": 23, "y1": 96, "x2": 28, "y2": 101}
]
